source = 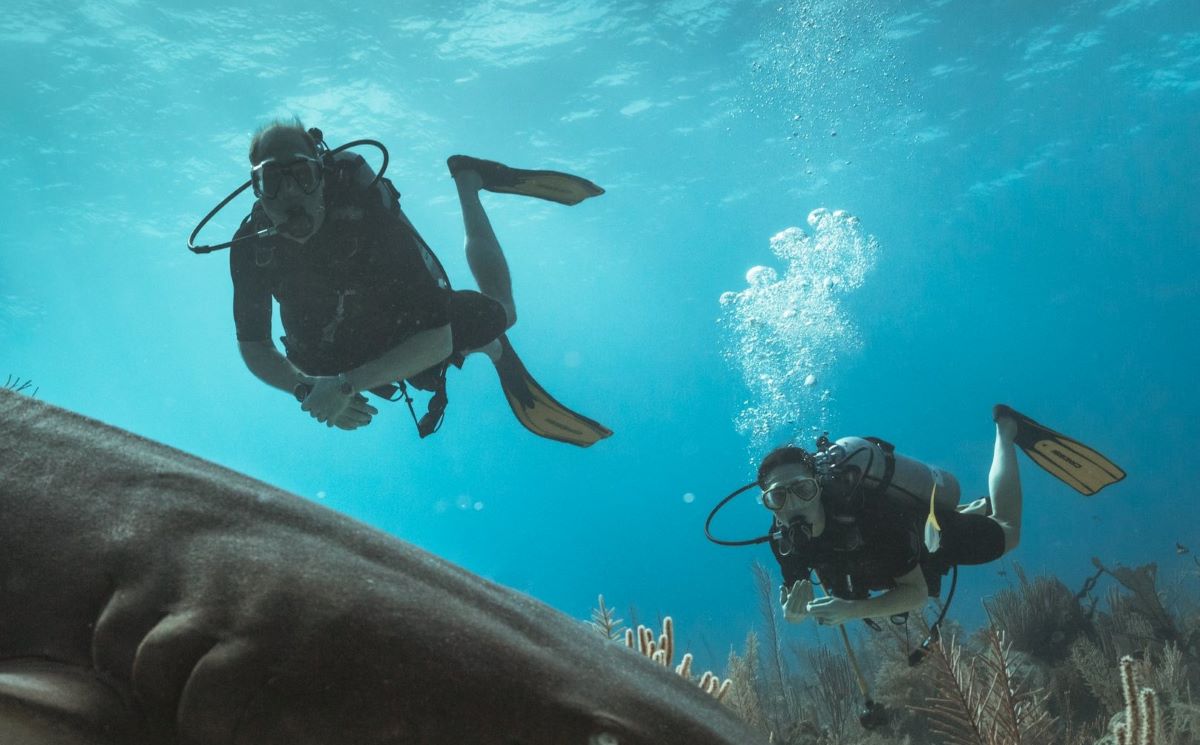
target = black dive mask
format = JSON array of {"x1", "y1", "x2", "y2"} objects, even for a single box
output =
[
  {"x1": 705, "y1": 433, "x2": 869, "y2": 549},
  {"x1": 251, "y1": 155, "x2": 324, "y2": 199},
  {"x1": 188, "y1": 130, "x2": 390, "y2": 254}
]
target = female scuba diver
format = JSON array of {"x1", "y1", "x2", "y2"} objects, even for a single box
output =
[{"x1": 706, "y1": 404, "x2": 1125, "y2": 634}]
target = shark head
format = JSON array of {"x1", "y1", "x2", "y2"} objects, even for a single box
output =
[{"x1": 0, "y1": 390, "x2": 764, "y2": 745}]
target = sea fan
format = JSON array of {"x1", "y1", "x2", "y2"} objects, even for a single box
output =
[{"x1": 916, "y1": 628, "x2": 1055, "y2": 745}]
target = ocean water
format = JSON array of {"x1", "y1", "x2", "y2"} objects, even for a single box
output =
[{"x1": 2, "y1": 0, "x2": 1197, "y2": 672}]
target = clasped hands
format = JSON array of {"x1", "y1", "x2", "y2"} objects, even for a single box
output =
[
  {"x1": 299, "y1": 375, "x2": 379, "y2": 430},
  {"x1": 780, "y1": 580, "x2": 858, "y2": 627}
]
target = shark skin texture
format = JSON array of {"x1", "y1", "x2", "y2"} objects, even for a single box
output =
[{"x1": 0, "y1": 390, "x2": 764, "y2": 745}]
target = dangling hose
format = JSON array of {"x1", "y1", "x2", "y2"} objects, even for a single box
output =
[{"x1": 839, "y1": 625, "x2": 890, "y2": 729}]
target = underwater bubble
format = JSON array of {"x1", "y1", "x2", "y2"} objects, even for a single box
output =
[
  {"x1": 315, "y1": 490, "x2": 327, "y2": 499},
  {"x1": 746, "y1": 265, "x2": 777, "y2": 286},
  {"x1": 456, "y1": 495, "x2": 472, "y2": 510},
  {"x1": 718, "y1": 290, "x2": 739, "y2": 306},
  {"x1": 473, "y1": 501, "x2": 484, "y2": 511},
  {"x1": 683, "y1": 492, "x2": 696, "y2": 504},
  {"x1": 719, "y1": 207, "x2": 878, "y2": 459}
]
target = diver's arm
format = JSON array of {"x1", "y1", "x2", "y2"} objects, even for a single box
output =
[
  {"x1": 341, "y1": 324, "x2": 453, "y2": 393},
  {"x1": 805, "y1": 566, "x2": 928, "y2": 625},
  {"x1": 239, "y1": 340, "x2": 312, "y2": 394},
  {"x1": 856, "y1": 565, "x2": 929, "y2": 617}
]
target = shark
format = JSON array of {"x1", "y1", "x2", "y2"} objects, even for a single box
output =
[{"x1": 0, "y1": 389, "x2": 764, "y2": 745}]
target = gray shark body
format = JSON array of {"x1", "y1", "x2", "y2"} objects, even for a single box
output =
[{"x1": 0, "y1": 390, "x2": 762, "y2": 745}]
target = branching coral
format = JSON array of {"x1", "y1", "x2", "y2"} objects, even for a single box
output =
[
  {"x1": 726, "y1": 631, "x2": 769, "y2": 734},
  {"x1": 1093, "y1": 559, "x2": 1180, "y2": 646},
  {"x1": 3, "y1": 374, "x2": 37, "y2": 396},
  {"x1": 1104, "y1": 652, "x2": 1200, "y2": 745},
  {"x1": 623, "y1": 616, "x2": 733, "y2": 701},
  {"x1": 589, "y1": 594, "x2": 625, "y2": 641},
  {"x1": 801, "y1": 644, "x2": 857, "y2": 744},
  {"x1": 985, "y1": 563, "x2": 1089, "y2": 664},
  {"x1": 753, "y1": 560, "x2": 797, "y2": 731},
  {"x1": 1112, "y1": 655, "x2": 1161, "y2": 745},
  {"x1": 917, "y1": 628, "x2": 1054, "y2": 745},
  {"x1": 1071, "y1": 637, "x2": 1125, "y2": 712}
]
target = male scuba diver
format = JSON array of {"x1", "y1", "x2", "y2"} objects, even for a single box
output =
[
  {"x1": 197, "y1": 119, "x2": 611, "y2": 446},
  {"x1": 706, "y1": 405, "x2": 1125, "y2": 632}
]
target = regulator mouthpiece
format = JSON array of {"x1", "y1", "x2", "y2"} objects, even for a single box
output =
[{"x1": 283, "y1": 209, "x2": 314, "y2": 237}]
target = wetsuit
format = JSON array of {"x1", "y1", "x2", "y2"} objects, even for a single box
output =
[
  {"x1": 230, "y1": 159, "x2": 507, "y2": 377},
  {"x1": 770, "y1": 499, "x2": 1005, "y2": 600}
]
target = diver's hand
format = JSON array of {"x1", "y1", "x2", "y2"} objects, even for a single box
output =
[
  {"x1": 805, "y1": 596, "x2": 857, "y2": 627},
  {"x1": 331, "y1": 394, "x2": 379, "y2": 430},
  {"x1": 780, "y1": 580, "x2": 814, "y2": 623},
  {"x1": 300, "y1": 376, "x2": 375, "y2": 429}
]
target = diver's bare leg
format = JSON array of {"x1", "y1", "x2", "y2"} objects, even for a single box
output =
[
  {"x1": 989, "y1": 414, "x2": 1022, "y2": 553},
  {"x1": 454, "y1": 170, "x2": 516, "y2": 328}
]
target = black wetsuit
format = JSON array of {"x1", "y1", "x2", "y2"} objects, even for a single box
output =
[
  {"x1": 770, "y1": 497, "x2": 1005, "y2": 600},
  {"x1": 230, "y1": 159, "x2": 506, "y2": 377}
]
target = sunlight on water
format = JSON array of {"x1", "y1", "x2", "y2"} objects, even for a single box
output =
[
  {"x1": 720, "y1": 208, "x2": 877, "y2": 458},
  {"x1": 749, "y1": 0, "x2": 904, "y2": 146}
]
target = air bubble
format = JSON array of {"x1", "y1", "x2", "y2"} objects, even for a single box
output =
[{"x1": 719, "y1": 207, "x2": 878, "y2": 457}]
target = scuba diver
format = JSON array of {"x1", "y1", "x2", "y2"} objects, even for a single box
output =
[
  {"x1": 707, "y1": 404, "x2": 1125, "y2": 633},
  {"x1": 189, "y1": 119, "x2": 612, "y2": 446}
]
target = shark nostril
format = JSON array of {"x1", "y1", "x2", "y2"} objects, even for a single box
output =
[{"x1": 589, "y1": 733, "x2": 620, "y2": 745}]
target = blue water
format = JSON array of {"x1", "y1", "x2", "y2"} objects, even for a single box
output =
[{"x1": 2, "y1": 0, "x2": 1197, "y2": 669}]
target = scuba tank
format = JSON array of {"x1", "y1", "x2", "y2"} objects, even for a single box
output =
[{"x1": 815, "y1": 435, "x2": 960, "y2": 515}]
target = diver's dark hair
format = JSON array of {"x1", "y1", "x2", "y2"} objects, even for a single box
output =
[
  {"x1": 757, "y1": 446, "x2": 816, "y2": 488},
  {"x1": 248, "y1": 117, "x2": 318, "y2": 164}
]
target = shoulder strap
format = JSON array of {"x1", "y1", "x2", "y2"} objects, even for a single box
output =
[{"x1": 863, "y1": 437, "x2": 897, "y2": 498}]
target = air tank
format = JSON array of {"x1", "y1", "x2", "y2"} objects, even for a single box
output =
[{"x1": 825, "y1": 436, "x2": 961, "y2": 513}]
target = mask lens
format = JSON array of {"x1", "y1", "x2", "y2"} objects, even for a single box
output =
[
  {"x1": 792, "y1": 477, "x2": 819, "y2": 501},
  {"x1": 252, "y1": 158, "x2": 321, "y2": 198},
  {"x1": 763, "y1": 487, "x2": 788, "y2": 511},
  {"x1": 252, "y1": 163, "x2": 280, "y2": 198},
  {"x1": 763, "y1": 478, "x2": 818, "y2": 510},
  {"x1": 288, "y1": 159, "x2": 321, "y2": 193}
]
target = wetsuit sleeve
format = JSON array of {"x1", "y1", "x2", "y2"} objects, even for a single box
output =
[{"x1": 229, "y1": 220, "x2": 273, "y2": 343}]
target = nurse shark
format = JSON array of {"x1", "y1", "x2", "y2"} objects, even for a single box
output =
[{"x1": 0, "y1": 390, "x2": 763, "y2": 745}]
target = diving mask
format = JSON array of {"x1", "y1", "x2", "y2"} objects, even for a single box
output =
[
  {"x1": 251, "y1": 155, "x2": 324, "y2": 199},
  {"x1": 762, "y1": 477, "x2": 820, "y2": 510}
]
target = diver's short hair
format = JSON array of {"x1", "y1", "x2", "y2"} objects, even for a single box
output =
[
  {"x1": 248, "y1": 117, "x2": 318, "y2": 164},
  {"x1": 757, "y1": 446, "x2": 816, "y2": 488}
]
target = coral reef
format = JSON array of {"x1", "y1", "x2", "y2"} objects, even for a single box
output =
[
  {"x1": 624, "y1": 616, "x2": 733, "y2": 700},
  {"x1": 916, "y1": 628, "x2": 1054, "y2": 745},
  {"x1": 706, "y1": 557, "x2": 1199, "y2": 745},
  {"x1": 3, "y1": 374, "x2": 37, "y2": 396},
  {"x1": 587, "y1": 598, "x2": 732, "y2": 700},
  {"x1": 589, "y1": 594, "x2": 625, "y2": 641}
]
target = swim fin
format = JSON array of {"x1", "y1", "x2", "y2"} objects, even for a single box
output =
[
  {"x1": 994, "y1": 404, "x2": 1125, "y2": 496},
  {"x1": 492, "y1": 335, "x2": 612, "y2": 447},
  {"x1": 447, "y1": 155, "x2": 604, "y2": 206}
]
